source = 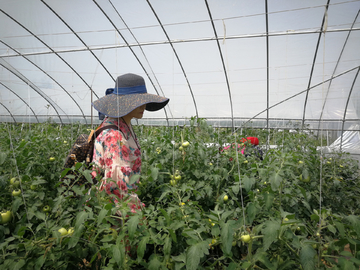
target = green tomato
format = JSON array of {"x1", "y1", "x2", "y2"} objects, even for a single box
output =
[
  {"x1": 0, "y1": 211, "x2": 12, "y2": 224},
  {"x1": 174, "y1": 174, "x2": 181, "y2": 180},
  {"x1": 298, "y1": 160, "x2": 304, "y2": 164},
  {"x1": 301, "y1": 176, "x2": 310, "y2": 183},
  {"x1": 10, "y1": 177, "x2": 20, "y2": 187},
  {"x1": 179, "y1": 146, "x2": 184, "y2": 151},
  {"x1": 58, "y1": 228, "x2": 68, "y2": 236},
  {"x1": 243, "y1": 160, "x2": 248, "y2": 164},
  {"x1": 43, "y1": 205, "x2": 50, "y2": 212},
  {"x1": 12, "y1": 189, "x2": 21, "y2": 196},
  {"x1": 211, "y1": 239, "x2": 217, "y2": 244},
  {"x1": 182, "y1": 141, "x2": 190, "y2": 148},
  {"x1": 170, "y1": 180, "x2": 176, "y2": 186},
  {"x1": 223, "y1": 195, "x2": 229, "y2": 201},
  {"x1": 68, "y1": 227, "x2": 74, "y2": 235},
  {"x1": 30, "y1": 185, "x2": 37, "y2": 190},
  {"x1": 240, "y1": 234, "x2": 251, "y2": 243},
  {"x1": 49, "y1": 157, "x2": 55, "y2": 162},
  {"x1": 232, "y1": 241, "x2": 237, "y2": 246}
]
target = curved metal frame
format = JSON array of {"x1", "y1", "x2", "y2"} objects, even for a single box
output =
[
  {"x1": 0, "y1": 81, "x2": 39, "y2": 123},
  {"x1": 340, "y1": 67, "x2": 359, "y2": 151},
  {"x1": 0, "y1": 39, "x2": 87, "y2": 124},
  {"x1": 146, "y1": 0, "x2": 199, "y2": 119},
  {"x1": 93, "y1": 0, "x2": 171, "y2": 126},
  {"x1": 204, "y1": 0, "x2": 234, "y2": 131},
  {"x1": 41, "y1": 0, "x2": 114, "y2": 86},
  {"x1": 301, "y1": 0, "x2": 330, "y2": 129},
  {"x1": 316, "y1": 10, "x2": 360, "y2": 133},
  {"x1": 0, "y1": 8, "x2": 95, "y2": 124},
  {"x1": 0, "y1": 59, "x2": 65, "y2": 124},
  {"x1": 0, "y1": 3, "x2": 359, "y2": 126},
  {"x1": 0, "y1": 102, "x2": 17, "y2": 124},
  {"x1": 232, "y1": 65, "x2": 360, "y2": 134},
  {"x1": 1, "y1": 28, "x2": 358, "y2": 58}
]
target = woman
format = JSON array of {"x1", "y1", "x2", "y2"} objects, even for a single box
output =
[{"x1": 91, "y1": 73, "x2": 169, "y2": 214}]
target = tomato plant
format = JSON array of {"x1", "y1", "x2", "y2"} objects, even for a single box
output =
[{"x1": 0, "y1": 119, "x2": 359, "y2": 269}]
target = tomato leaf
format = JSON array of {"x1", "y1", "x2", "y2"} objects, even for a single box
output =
[
  {"x1": 0, "y1": 152, "x2": 6, "y2": 165},
  {"x1": 148, "y1": 254, "x2": 162, "y2": 270},
  {"x1": 345, "y1": 215, "x2": 360, "y2": 237},
  {"x1": 150, "y1": 167, "x2": 159, "y2": 180},
  {"x1": 243, "y1": 175, "x2": 255, "y2": 192},
  {"x1": 186, "y1": 240, "x2": 210, "y2": 270},
  {"x1": 129, "y1": 174, "x2": 140, "y2": 185},
  {"x1": 300, "y1": 244, "x2": 316, "y2": 270},
  {"x1": 112, "y1": 245, "x2": 122, "y2": 266},
  {"x1": 334, "y1": 220, "x2": 345, "y2": 237},
  {"x1": 97, "y1": 208, "x2": 109, "y2": 226},
  {"x1": 246, "y1": 202, "x2": 257, "y2": 225},
  {"x1": 261, "y1": 220, "x2": 281, "y2": 251},
  {"x1": 264, "y1": 192, "x2": 275, "y2": 210},
  {"x1": 137, "y1": 236, "x2": 149, "y2": 262},
  {"x1": 220, "y1": 219, "x2": 236, "y2": 255},
  {"x1": 338, "y1": 257, "x2": 357, "y2": 269},
  {"x1": 328, "y1": 224, "x2": 336, "y2": 234},
  {"x1": 127, "y1": 214, "x2": 139, "y2": 240},
  {"x1": 75, "y1": 211, "x2": 88, "y2": 230},
  {"x1": 164, "y1": 235, "x2": 172, "y2": 256},
  {"x1": 254, "y1": 251, "x2": 276, "y2": 270},
  {"x1": 270, "y1": 172, "x2": 282, "y2": 191}
]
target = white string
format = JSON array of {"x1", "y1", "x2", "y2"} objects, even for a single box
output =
[{"x1": 319, "y1": 23, "x2": 327, "y2": 234}]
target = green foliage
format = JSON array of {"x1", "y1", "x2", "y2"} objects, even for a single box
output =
[{"x1": 0, "y1": 118, "x2": 359, "y2": 269}]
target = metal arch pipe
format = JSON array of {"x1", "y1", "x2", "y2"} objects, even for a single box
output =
[
  {"x1": 316, "y1": 10, "x2": 360, "y2": 133},
  {"x1": 265, "y1": 0, "x2": 270, "y2": 144},
  {"x1": 0, "y1": 40, "x2": 88, "y2": 124},
  {"x1": 301, "y1": 0, "x2": 331, "y2": 130},
  {"x1": 204, "y1": 0, "x2": 234, "y2": 131},
  {"x1": 0, "y1": 102, "x2": 17, "y2": 124},
  {"x1": 146, "y1": 0, "x2": 199, "y2": 119},
  {"x1": 93, "y1": 0, "x2": 171, "y2": 127},
  {"x1": 0, "y1": 60, "x2": 65, "y2": 125},
  {"x1": 232, "y1": 65, "x2": 360, "y2": 134},
  {"x1": 1, "y1": 28, "x2": 359, "y2": 58},
  {"x1": 0, "y1": 81, "x2": 39, "y2": 123},
  {"x1": 41, "y1": 0, "x2": 115, "y2": 85},
  {"x1": 340, "y1": 67, "x2": 359, "y2": 152},
  {"x1": 0, "y1": 9, "x2": 99, "y2": 124},
  {"x1": 0, "y1": 9, "x2": 100, "y2": 105}
]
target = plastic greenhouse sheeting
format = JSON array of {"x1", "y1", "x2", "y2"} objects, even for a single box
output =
[
  {"x1": 0, "y1": 0, "x2": 359, "y2": 134},
  {"x1": 321, "y1": 124, "x2": 360, "y2": 162}
]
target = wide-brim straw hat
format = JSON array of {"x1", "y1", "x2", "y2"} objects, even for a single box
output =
[{"x1": 92, "y1": 73, "x2": 169, "y2": 118}]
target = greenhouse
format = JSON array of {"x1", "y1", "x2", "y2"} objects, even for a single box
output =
[{"x1": 0, "y1": 1, "x2": 359, "y2": 269}]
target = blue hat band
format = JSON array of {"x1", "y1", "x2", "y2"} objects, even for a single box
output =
[{"x1": 112, "y1": 85, "x2": 147, "y2": 95}]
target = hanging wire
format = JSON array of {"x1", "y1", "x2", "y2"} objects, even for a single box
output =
[
  {"x1": 6, "y1": 124, "x2": 30, "y2": 224},
  {"x1": 318, "y1": 10, "x2": 328, "y2": 242}
]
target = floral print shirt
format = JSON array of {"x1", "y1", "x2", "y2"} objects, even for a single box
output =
[{"x1": 91, "y1": 117, "x2": 144, "y2": 213}]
